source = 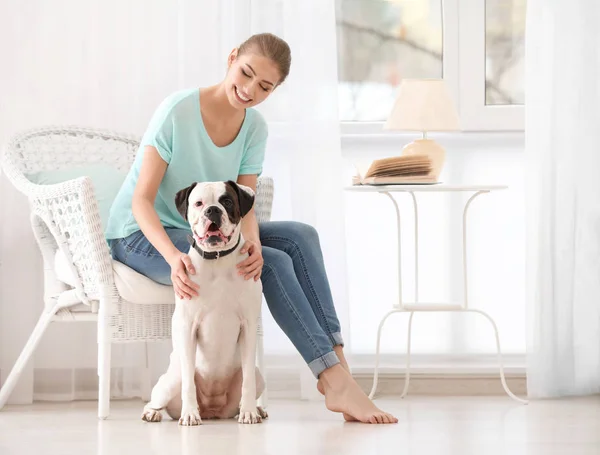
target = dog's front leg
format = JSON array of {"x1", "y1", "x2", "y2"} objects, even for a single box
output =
[
  {"x1": 173, "y1": 307, "x2": 202, "y2": 426},
  {"x1": 238, "y1": 318, "x2": 261, "y2": 424}
]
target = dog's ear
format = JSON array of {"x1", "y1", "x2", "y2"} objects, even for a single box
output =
[
  {"x1": 226, "y1": 180, "x2": 255, "y2": 218},
  {"x1": 174, "y1": 182, "x2": 198, "y2": 221}
]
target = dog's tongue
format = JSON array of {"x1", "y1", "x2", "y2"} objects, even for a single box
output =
[{"x1": 205, "y1": 220, "x2": 219, "y2": 234}]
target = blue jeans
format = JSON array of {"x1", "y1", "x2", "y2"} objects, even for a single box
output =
[{"x1": 108, "y1": 221, "x2": 343, "y2": 378}]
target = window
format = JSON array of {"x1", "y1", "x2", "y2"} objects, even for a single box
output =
[
  {"x1": 336, "y1": 0, "x2": 443, "y2": 122},
  {"x1": 485, "y1": 0, "x2": 526, "y2": 105},
  {"x1": 335, "y1": 0, "x2": 527, "y2": 130}
]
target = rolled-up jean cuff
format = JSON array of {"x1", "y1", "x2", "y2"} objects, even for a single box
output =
[
  {"x1": 308, "y1": 351, "x2": 340, "y2": 378},
  {"x1": 330, "y1": 332, "x2": 344, "y2": 347}
]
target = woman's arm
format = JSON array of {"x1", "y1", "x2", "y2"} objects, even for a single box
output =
[
  {"x1": 132, "y1": 146, "x2": 199, "y2": 298},
  {"x1": 236, "y1": 174, "x2": 264, "y2": 281},
  {"x1": 132, "y1": 146, "x2": 180, "y2": 262}
]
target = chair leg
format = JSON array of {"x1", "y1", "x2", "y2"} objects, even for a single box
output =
[
  {"x1": 0, "y1": 308, "x2": 56, "y2": 409},
  {"x1": 98, "y1": 341, "x2": 111, "y2": 420}
]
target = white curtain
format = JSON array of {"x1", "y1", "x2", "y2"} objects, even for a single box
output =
[
  {"x1": 0, "y1": 0, "x2": 347, "y2": 402},
  {"x1": 525, "y1": 0, "x2": 600, "y2": 398}
]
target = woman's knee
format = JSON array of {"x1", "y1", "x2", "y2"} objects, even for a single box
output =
[
  {"x1": 262, "y1": 246, "x2": 293, "y2": 272},
  {"x1": 274, "y1": 221, "x2": 320, "y2": 246}
]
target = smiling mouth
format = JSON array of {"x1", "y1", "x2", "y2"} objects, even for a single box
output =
[
  {"x1": 195, "y1": 222, "x2": 231, "y2": 244},
  {"x1": 234, "y1": 86, "x2": 252, "y2": 103}
]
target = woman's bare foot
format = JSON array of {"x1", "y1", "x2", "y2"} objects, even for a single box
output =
[
  {"x1": 319, "y1": 364, "x2": 398, "y2": 424},
  {"x1": 317, "y1": 346, "x2": 356, "y2": 421}
]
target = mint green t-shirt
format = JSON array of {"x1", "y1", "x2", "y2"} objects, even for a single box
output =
[{"x1": 105, "y1": 88, "x2": 267, "y2": 240}]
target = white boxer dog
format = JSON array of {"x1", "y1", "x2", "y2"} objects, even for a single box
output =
[{"x1": 141, "y1": 180, "x2": 266, "y2": 425}]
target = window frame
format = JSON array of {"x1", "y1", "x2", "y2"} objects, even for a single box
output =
[
  {"x1": 339, "y1": 0, "x2": 525, "y2": 133},
  {"x1": 458, "y1": 0, "x2": 524, "y2": 130}
]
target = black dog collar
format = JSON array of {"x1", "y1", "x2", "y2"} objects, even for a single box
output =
[{"x1": 187, "y1": 234, "x2": 241, "y2": 260}]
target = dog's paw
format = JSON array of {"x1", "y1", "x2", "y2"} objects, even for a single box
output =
[
  {"x1": 257, "y1": 406, "x2": 268, "y2": 420},
  {"x1": 141, "y1": 406, "x2": 163, "y2": 423},
  {"x1": 238, "y1": 409, "x2": 263, "y2": 424},
  {"x1": 179, "y1": 408, "x2": 202, "y2": 426}
]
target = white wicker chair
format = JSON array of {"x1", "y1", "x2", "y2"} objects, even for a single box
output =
[{"x1": 0, "y1": 126, "x2": 273, "y2": 418}]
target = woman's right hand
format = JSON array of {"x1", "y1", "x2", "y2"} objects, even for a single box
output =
[{"x1": 168, "y1": 252, "x2": 200, "y2": 300}]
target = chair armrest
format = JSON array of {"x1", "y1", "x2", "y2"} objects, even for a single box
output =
[{"x1": 25, "y1": 175, "x2": 114, "y2": 303}]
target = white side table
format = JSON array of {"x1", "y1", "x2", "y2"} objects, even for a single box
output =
[{"x1": 345, "y1": 184, "x2": 528, "y2": 404}]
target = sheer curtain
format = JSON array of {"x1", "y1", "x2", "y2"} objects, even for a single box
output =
[
  {"x1": 525, "y1": 0, "x2": 600, "y2": 398},
  {"x1": 253, "y1": 0, "x2": 349, "y2": 398},
  {"x1": 0, "y1": 0, "x2": 347, "y2": 402}
]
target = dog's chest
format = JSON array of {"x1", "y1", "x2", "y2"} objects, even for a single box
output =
[
  {"x1": 193, "y1": 261, "x2": 251, "y2": 307},
  {"x1": 181, "y1": 258, "x2": 261, "y2": 377},
  {"x1": 185, "y1": 257, "x2": 262, "y2": 331},
  {"x1": 195, "y1": 263, "x2": 238, "y2": 289}
]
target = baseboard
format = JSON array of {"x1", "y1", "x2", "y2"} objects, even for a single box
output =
[
  {"x1": 263, "y1": 368, "x2": 302, "y2": 400},
  {"x1": 264, "y1": 353, "x2": 527, "y2": 399},
  {"x1": 264, "y1": 371, "x2": 526, "y2": 400},
  {"x1": 354, "y1": 373, "x2": 526, "y2": 398},
  {"x1": 8, "y1": 353, "x2": 528, "y2": 403}
]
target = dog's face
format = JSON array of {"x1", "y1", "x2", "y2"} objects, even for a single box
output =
[{"x1": 175, "y1": 181, "x2": 255, "y2": 251}]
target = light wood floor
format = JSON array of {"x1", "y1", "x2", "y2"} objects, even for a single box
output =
[{"x1": 1, "y1": 396, "x2": 599, "y2": 454}]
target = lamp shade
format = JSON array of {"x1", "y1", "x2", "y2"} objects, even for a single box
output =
[{"x1": 384, "y1": 79, "x2": 460, "y2": 132}]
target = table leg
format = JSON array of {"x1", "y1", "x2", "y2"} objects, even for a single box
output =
[
  {"x1": 462, "y1": 192, "x2": 527, "y2": 404},
  {"x1": 381, "y1": 192, "x2": 403, "y2": 307},
  {"x1": 400, "y1": 311, "x2": 415, "y2": 399},
  {"x1": 409, "y1": 192, "x2": 419, "y2": 303},
  {"x1": 369, "y1": 309, "x2": 404, "y2": 399},
  {"x1": 463, "y1": 190, "x2": 488, "y2": 308},
  {"x1": 465, "y1": 309, "x2": 529, "y2": 404}
]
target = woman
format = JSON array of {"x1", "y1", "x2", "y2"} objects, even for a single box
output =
[{"x1": 105, "y1": 33, "x2": 397, "y2": 425}]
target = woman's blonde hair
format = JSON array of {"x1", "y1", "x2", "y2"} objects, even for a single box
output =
[{"x1": 238, "y1": 33, "x2": 292, "y2": 85}]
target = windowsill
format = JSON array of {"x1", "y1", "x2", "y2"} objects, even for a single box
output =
[
  {"x1": 341, "y1": 128, "x2": 525, "y2": 150},
  {"x1": 340, "y1": 121, "x2": 524, "y2": 135}
]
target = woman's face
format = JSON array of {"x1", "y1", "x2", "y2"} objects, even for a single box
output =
[{"x1": 225, "y1": 49, "x2": 281, "y2": 110}]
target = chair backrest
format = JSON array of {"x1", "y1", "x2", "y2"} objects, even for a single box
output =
[
  {"x1": 255, "y1": 177, "x2": 274, "y2": 224},
  {"x1": 4, "y1": 126, "x2": 139, "y2": 175}
]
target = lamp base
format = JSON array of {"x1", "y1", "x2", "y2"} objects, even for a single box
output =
[{"x1": 401, "y1": 139, "x2": 445, "y2": 180}]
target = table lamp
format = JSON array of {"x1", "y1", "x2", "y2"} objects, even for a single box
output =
[{"x1": 384, "y1": 79, "x2": 460, "y2": 180}]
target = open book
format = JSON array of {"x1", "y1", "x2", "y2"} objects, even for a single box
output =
[{"x1": 352, "y1": 155, "x2": 439, "y2": 185}]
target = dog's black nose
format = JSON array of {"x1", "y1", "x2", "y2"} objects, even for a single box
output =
[{"x1": 205, "y1": 205, "x2": 223, "y2": 223}]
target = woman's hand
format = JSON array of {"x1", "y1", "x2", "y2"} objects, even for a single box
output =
[
  {"x1": 237, "y1": 240, "x2": 264, "y2": 281},
  {"x1": 168, "y1": 252, "x2": 200, "y2": 300}
]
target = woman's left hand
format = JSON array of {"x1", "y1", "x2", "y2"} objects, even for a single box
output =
[{"x1": 237, "y1": 240, "x2": 264, "y2": 281}]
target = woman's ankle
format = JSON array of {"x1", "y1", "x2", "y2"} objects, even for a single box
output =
[
  {"x1": 333, "y1": 345, "x2": 344, "y2": 357},
  {"x1": 319, "y1": 364, "x2": 352, "y2": 391},
  {"x1": 333, "y1": 345, "x2": 350, "y2": 371}
]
